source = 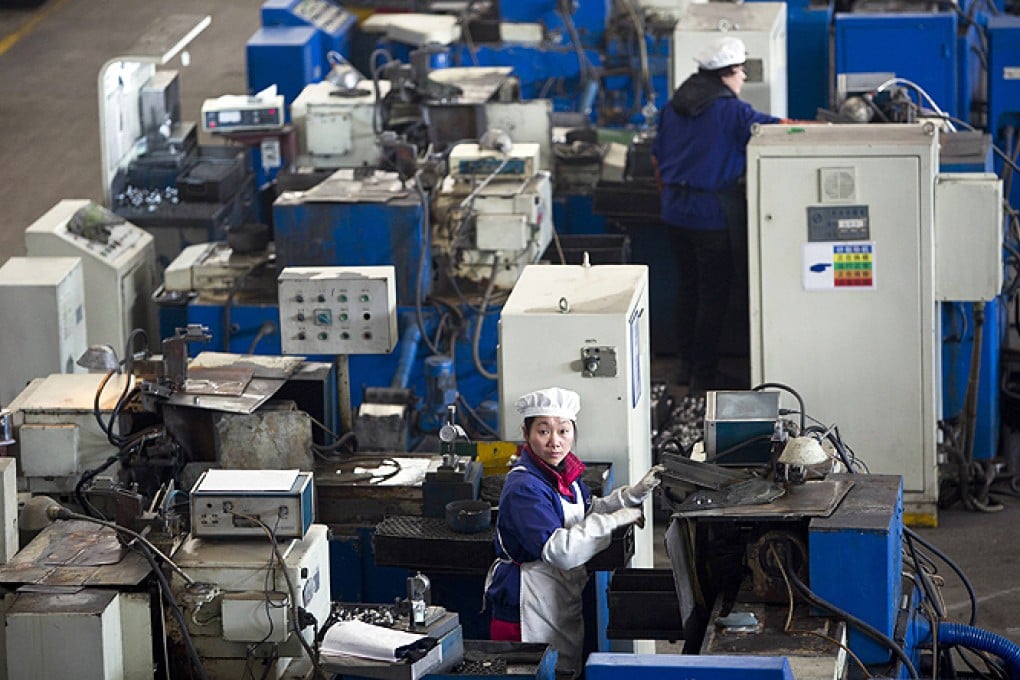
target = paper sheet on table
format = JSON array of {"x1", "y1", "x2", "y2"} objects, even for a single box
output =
[
  {"x1": 320, "y1": 620, "x2": 427, "y2": 662},
  {"x1": 197, "y1": 469, "x2": 299, "y2": 492}
]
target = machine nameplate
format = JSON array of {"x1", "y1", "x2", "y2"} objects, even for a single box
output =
[{"x1": 806, "y1": 205, "x2": 870, "y2": 241}]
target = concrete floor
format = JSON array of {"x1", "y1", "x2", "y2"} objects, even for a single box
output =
[{"x1": 1, "y1": 0, "x2": 1019, "y2": 668}]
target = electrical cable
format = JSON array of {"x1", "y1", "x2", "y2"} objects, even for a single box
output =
[
  {"x1": 126, "y1": 536, "x2": 208, "y2": 680},
  {"x1": 770, "y1": 543, "x2": 873, "y2": 679},
  {"x1": 247, "y1": 321, "x2": 276, "y2": 355},
  {"x1": 753, "y1": 382, "x2": 806, "y2": 432},
  {"x1": 412, "y1": 170, "x2": 443, "y2": 357},
  {"x1": 54, "y1": 509, "x2": 195, "y2": 584},
  {"x1": 230, "y1": 512, "x2": 324, "y2": 678},
  {"x1": 904, "y1": 526, "x2": 978, "y2": 627},
  {"x1": 780, "y1": 547, "x2": 919, "y2": 680},
  {"x1": 472, "y1": 255, "x2": 501, "y2": 381}
]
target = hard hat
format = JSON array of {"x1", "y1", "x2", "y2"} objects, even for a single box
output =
[
  {"x1": 515, "y1": 387, "x2": 581, "y2": 421},
  {"x1": 695, "y1": 36, "x2": 747, "y2": 71}
]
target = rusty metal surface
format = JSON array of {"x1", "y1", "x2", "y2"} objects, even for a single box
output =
[
  {"x1": 183, "y1": 366, "x2": 254, "y2": 396},
  {"x1": 189, "y1": 352, "x2": 305, "y2": 379},
  {"x1": 674, "y1": 479, "x2": 854, "y2": 520},
  {"x1": 701, "y1": 598, "x2": 847, "y2": 659},
  {"x1": 0, "y1": 520, "x2": 150, "y2": 587},
  {"x1": 214, "y1": 403, "x2": 313, "y2": 470},
  {"x1": 7, "y1": 587, "x2": 119, "y2": 615},
  {"x1": 166, "y1": 376, "x2": 283, "y2": 414}
]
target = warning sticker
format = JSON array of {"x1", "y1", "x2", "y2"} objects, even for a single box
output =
[{"x1": 803, "y1": 241, "x2": 876, "y2": 291}]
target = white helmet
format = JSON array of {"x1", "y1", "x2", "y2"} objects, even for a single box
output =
[{"x1": 695, "y1": 36, "x2": 747, "y2": 71}]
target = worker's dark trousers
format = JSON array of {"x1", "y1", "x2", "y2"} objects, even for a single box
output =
[{"x1": 668, "y1": 226, "x2": 732, "y2": 387}]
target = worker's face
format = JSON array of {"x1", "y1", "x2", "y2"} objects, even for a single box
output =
[
  {"x1": 524, "y1": 417, "x2": 575, "y2": 467},
  {"x1": 721, "y1": 64, "x2": 746, "y2": 96}
]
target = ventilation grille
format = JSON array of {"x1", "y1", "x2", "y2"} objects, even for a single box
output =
[{"x1": 819, "y1": 167, "x2": 856, "y2": 202}]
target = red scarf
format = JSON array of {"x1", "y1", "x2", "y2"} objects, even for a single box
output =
[{"x1": 524, "y1": 446, "x2": 586, "y2": 501}]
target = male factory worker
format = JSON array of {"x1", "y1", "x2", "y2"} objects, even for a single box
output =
[
  {"x1": 653, "y1": 36, "x2": 781, "y2": 392},
  {"x1": 484, "y1": 387, "x2": 664, "y2": 678}
]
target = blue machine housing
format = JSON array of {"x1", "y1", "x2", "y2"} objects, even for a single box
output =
[
  {"x1": 246, "y1": 26, "x2": 324, "y2": 122},
  {"x1": 260, "y1": 0, "x2": 357, "y2": 66},
  {"x1": 453, "y1": 44, "x2": 604, "y2": 115},
  {"x1": 987, "y1": 16, "x2": 1020, "y2": 210},
  {"x1": 808, "y1": 475, "x2": 903, "y2": 665},
  {"x1": 272, "y1": 193, "x2": 431, "y2": 307},
  {"x1": 586, "y1": 654, "x2": 795, "y2": 680},
  {"x1": 770, "y1": 0, "x2": 832, "y2": 119},
  {"x1": 177, "y1": 299, "x2": 500, "y2": 421},
  {"x1": 500, "y1": 0, "x2": 610, "y2": 48},
  {"x1": 834, "y1": 12, "x2": 959, "y2": 118},
  {"x1": 600, "y1": 31, "x2": 670, "y2": 127},
  {"x1": 941, "y1": 299, "x2": 1006, "y2": 461}
]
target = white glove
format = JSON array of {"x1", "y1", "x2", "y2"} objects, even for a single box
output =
[
  {"x1": 622, "y1": 464, "x2": 665, "y2": 506},
  {"x1": 541, "y1": 507, "x2": 644, "y2": 570}
]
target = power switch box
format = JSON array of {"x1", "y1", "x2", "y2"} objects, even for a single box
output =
[{"x1": 190, "y1": 470, "x2": 314, "y2": 539}]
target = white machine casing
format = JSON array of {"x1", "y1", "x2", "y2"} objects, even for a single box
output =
[
  {"x1": 438, "y1": 147, "x2": 554, "y2": 290},
  {"x1": 671, "y1": 2, "x2": 788, "y2": 117},
  {"x1": 164, "y1": 242, "x2": 273, "y2": 294},
  {"x1": 0, "y1": 458, "x2": 15, "y2": 564},
  {"x1": 5, "y1": 589, "x2": 125, "y2": 679},
  {"x1": 171, "y1": 524, "x2": 331, "y2": 667},
  {"x1": 933, "y1": 172, "x2": 1003, "y2": 302},
  {"x1": 499, "y1": 264, "x2": 654, "y2": 569},
  {"x1": 201, "y1": 93, "x2": 285, "y2": 132},
  {"x1": 24, "y1": 199, "x2": 159, "y2": 348},
  {"x1": 448, "y1": 143, "x2": 542, "y2": 182},
  {"x1": 5, "y1": 373, "x2": 130, "y2": 494},
  {"x1": 278, "y1": 265, "x2": 398, "y2": 355},
  {"x1": 0, "y1": 256, "x2": 87, "y2": 406},
  {"x1": 747, "y1": 123, "x2": 939, "y2": 519},
  {"x1": 291, "y1": 80, "x2": 389, "y2": 169}
]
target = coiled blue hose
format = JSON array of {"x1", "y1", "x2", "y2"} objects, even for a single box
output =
[{"x1": 939, "y1": 622, "x2": 1020, "y2": 679}]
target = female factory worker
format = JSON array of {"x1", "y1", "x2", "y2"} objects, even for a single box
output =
[
  {"x1": 653, "y1": 36, "x2": 781, "y2": 392},
  {"x1": 484, "y1": 387, "x2": 664, "y2": 677}
]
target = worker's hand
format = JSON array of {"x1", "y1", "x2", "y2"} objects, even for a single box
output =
[
  {"x1": 607, "y1": 506, "x2": 645, "y2": 530},
  {"x1": 623, "y1": 464, "x2": 665, "y2": 506}
]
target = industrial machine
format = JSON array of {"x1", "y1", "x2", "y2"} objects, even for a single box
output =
[
  {"x1": 5, "y1": 373, "x2": 131, "y2": 496},
  {"x1": 170, "y1": 523, "x2": 331, "y2": 678},
  {"x1": 434, "y1": 141, "x2": 554, "y2": 288},
  {"x1": 746, "y1": 123, "x2": 1002, "y2": 523},
  {"x1": 290, "y1": 79, "x2": 390, "y2": 170},
  {"x1": 0, "y1": 257, "x2": 87, "y2": 406},
  {"x1": 24, "y1": 199, "x2": 159, "y2": 348},
  {"x1": 671, "y1": 2, "x2": 788, "y2": 117}
]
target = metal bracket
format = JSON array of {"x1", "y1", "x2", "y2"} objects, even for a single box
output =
[{"x1": 581, "y1": 346, "x2": 617, "y2": 377}]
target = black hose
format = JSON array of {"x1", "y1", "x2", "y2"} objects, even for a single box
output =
[
  {"x1": 129, "y1": 539, "x2": 209, "y2": 680},
  {"x1": 752, "y1": 382, "x2": 806, "y2": 432},
  {"x1": 904, "y1": 526, "x2": 978, "y2": 627},
  {"x1": 784, "y1": 558, "x2": 919, "y2": 679}
]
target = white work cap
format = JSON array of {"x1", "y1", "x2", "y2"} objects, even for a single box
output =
[
  {"x1": 695, "y1": 36, "x2": 747, "y2": 71},
  {"x1": 515, "y1": 387, "x2": 581, "y2": 421}
]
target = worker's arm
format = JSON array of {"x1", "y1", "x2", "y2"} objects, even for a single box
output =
[
  {"x1": 652, "y1": 156, "x2": 664, "y2": 193},
  {"x1": 541, "y1": 506, "x2": 643, "y2": 571}
]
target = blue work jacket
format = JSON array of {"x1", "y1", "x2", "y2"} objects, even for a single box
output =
[
  {"x1": 653, "y1": 75, "x2": 779, "y2": 230},
  {"x1": 485, "y1": 450, "x2": 594, "y2": 623}
]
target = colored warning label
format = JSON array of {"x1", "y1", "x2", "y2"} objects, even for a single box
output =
[{"x1": 832, "y1": 244, "x2": 874, "y2": 287}]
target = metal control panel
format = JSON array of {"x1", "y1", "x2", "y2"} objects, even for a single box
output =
[
  {"x1": 806, "y1": 205, "x2": 871, "y2": 241},
  {"x1": 278, "y1": 266, "x2": 397, "y2": 355},
  {"x1": 201, "y1": 95, "x2": 285, "y2": 132},
  {"x1": 190, "y1": 470, "x2": 314, "y2": 539}
]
